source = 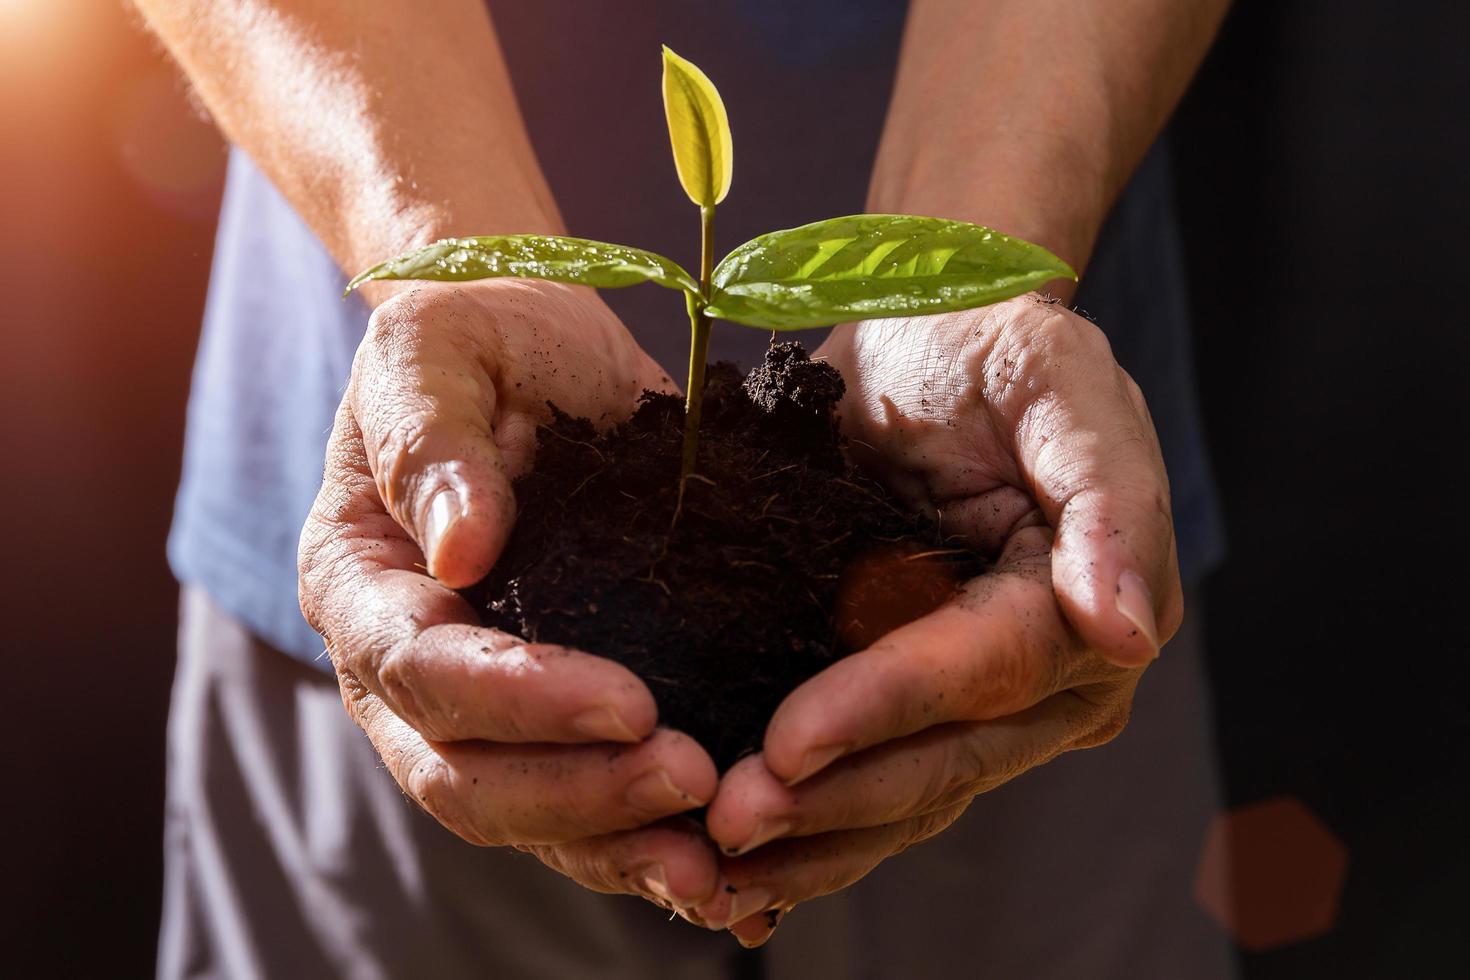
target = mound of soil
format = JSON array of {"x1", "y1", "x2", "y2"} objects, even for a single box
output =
[{"x1": 468, "y1": 342, "x2": 984, "y2": 770}]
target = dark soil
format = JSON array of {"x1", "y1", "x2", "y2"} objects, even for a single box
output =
[{"x1": 467, "y1": 342, "x2": 984, "y2": 770}]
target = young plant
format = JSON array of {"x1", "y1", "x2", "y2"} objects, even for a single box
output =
[{"x1": 347, "y1": 46, "x2": 1075, "y2": 479}]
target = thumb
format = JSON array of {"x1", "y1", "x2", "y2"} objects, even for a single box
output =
[
  {"x1": 379, "y1": 411, "x2": 517, "y2": 590},
  {"x1": 1002, "y1": 306, "x2": 1184, "y2": 667},
  {"x1": 350, "y1": 300, "x2": 518, "y2": 590},
  {"x1": 1048, "y1": 462, "x2": 1182, "y2": 669}
]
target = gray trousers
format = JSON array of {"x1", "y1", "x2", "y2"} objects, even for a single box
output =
[{"x1": 159, "y1": 586, "x2": 1236, "y2": 979}]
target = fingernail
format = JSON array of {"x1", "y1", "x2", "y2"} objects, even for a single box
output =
[
  {"x1": 728, "y1": 818, "x2": 793, "y2": 857},
  {"x1": 641, "y1": 863, "x2": 699, "y2": 911},
  {"x1": 625, "y1": 768, "x2": 701, "y2": 813},
  {"x1": 641, "y1": 863, "x2": 673, "y2": 903},
  {"x1": 785, "y1": 744, "x2": 848, "y2": 786},
  {"x1": 722, "y1": 888, "x2": 774, "y2": 930},
  {"x1": 735, "y1": 907, "x2": 786, "y2": 948},
  {"x1": 572, "y1": 706, "x2": 641, "y2": 743},
  {"x1": 1115, "y1": 570, "x2": 1160, "y2": 657},
  {"x1": 424, "y1": 487, "x2": 461, "y2": 572}
]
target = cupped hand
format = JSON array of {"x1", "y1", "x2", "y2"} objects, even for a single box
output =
[
  {"x1": 692, "y1": 294, "x2": 1184, "y2": 944},
  {"x1": 298, "y1": 280, "x2": 721, "y2": 915}
]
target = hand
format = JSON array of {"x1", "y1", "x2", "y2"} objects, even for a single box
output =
[
  {"x1": 691, "y1": 294, "x2": 1183, "y2": 945},
  {"x1": 298, "y1": 280, "x2": 722, "y2": 914}
]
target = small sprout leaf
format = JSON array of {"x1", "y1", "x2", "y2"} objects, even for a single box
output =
[
  {"x1": 345, "y1": 235, "x2": 699, "y2": 296},
  {"x1": 661, "y1": 46, "x2": 733, "y2": 208},
  {"x1": 706, "y1": 214, "x2": 1077, "y2": 330}
]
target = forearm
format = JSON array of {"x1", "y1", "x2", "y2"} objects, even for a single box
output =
[
  {"x1": 134, "y1": 0, "x2": 561, "y2": 305},
  {"x1": 870, "y1": 0, "x2": 1229, "y2": 292}
]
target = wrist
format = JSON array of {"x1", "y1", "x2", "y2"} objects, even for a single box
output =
[
  {"x1": 350, "y1": 193, "x2": 565, "y2": 310},
  {"x1": 867, "y1": 130, "x2": 1110, "y2": 300}
]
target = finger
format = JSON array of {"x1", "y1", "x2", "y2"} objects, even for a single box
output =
[
  {"x1": 344, "y1": 673, "x2": 717, "y2": 845},
  {"x1": 763, "y1": 526, "x2": 1127, "y2": 784},
  {"x1": 526, "y1": 817, "x2": 722, "y2": 912},
  {"x1": 300, "y1": 401, "x2": 659, "y2": 743},
  {"x1": 728, "y1": 908, "x2": 790, "y2": 949},
  {"x1": 709, "y1": 688, "x2": 1122, "y2": 853},
  {"x1": 692, "y1": 804, "x2": 968, "y2": 933},
  {"x1": 351, "y1": 288, "x2": 518, "y2": 588},
  {"x1": 988, "y1": 301, "x2": 1184, "y2": 666}
]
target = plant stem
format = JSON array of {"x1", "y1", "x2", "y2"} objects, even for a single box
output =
[{"x1": 679, "y1": 205, "x2": 716, "y2": 478}]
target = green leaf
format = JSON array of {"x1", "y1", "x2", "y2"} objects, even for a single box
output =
[
  {"x1": 661, "y1": 45, "x2": 733, "y2": 208},
  {"x1": 706, "y1": 214, "x2": 1077, "y2": 330},
  {"x1": 344, "y1": 235, "x2": 699, "y2": 297}
]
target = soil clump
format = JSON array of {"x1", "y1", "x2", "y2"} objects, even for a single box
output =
[{"x1": 469, "y1": 342, "x2": 983, "y2": 770}]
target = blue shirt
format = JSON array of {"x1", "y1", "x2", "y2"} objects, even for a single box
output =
[{"x1": 169, "y1": 1, "x2": 1223, "y2": 665}]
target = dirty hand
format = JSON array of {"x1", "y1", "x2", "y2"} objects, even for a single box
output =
[
  {"x1": 299, "y1": 280, "x2": 722, "y2": 914},
  {"x1": 692, "y1": 294, "x2": 1183, "y2": 945}
]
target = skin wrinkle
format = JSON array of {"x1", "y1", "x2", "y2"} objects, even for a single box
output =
[
  {"x1": 706, "y1": 419, "x2": 1156, "y2": 918},
  {"x1": 375, "y1": 410, "x2": 452, "y2": 513},
  {"x1": 145, "y1": 0, "x2": 728, "y2": 910},
  {"x1": 295, "y1": 283, "x2": 711, "y2": 862},
  {"x1": 919, "y1": 727, "x2": 993, "y2": 816},
  {"x1": 139, "y1": 0, "x2": 1221, "y2": 938},
  {"x1": 702, "y1": 0, "x2": 1221, "y2": 935},
  {"x1": 949, "y1": 728, "x2": 1027, "y2": 804},
  {"x1": 844, "y1": 311, "x2": 1073, "y2": 527}
]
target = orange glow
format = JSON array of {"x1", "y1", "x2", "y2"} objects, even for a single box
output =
[
  {"x1": 1194, "y1": 796, "x2": 1349, "y2": 952},
  {"x1": 0, "y1": 0, "x2": 73, "y2": 53},
  {"x1": 0, "y1": 0, "x2": 106, "y2": 101},
  {"x1": 112, "y1": 69, "x2": 227, "y2": 220}
]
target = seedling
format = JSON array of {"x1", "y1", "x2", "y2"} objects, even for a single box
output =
[{"x1": 347, "y1": 46, "x2": 1075, "y2": 479}]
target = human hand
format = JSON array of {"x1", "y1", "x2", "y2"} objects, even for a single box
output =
[
  {"x1": 691, "y1": 295, "x2": 1183, "y2": 944},
  {"x1": 298, "y1": 280, "x2": 722, "y2": 915}
]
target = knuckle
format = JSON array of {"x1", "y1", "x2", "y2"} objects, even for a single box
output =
[
  {"x1": 979, "y1": 306, "x2": 1111, "y2": 416},
  {"x1": 375, "y1": 638, "x2": 446, "y2": 737},
  {"x1": 364, "y1": 290, "x2": 435, "y2": 354},
  {"x1": 947, "y1": 728, "x2": 1016, "y2": 801},
  {"x1": 527, "y1": 843, "x2": 639, "y2": 898},
  {"x1": 374, "y1": 409, "x2": 438, "y2": 515},
  {"x1": 1067, "y1": 685, "x2": 1134, "y2": 750},
  {"x1": 1033, "y1": 306, "x2": 1111, "y2": 362},
  {"x1": 578, "y1": 852, "x2": 635, "y2": 896},
  {"x1": 548, "y1": 846, "x2": 628, "y2": 896},
  {"x1": 334, "y1": 666, "x2": 373, "y2": 724},
  {"x1": 521, "y1": 843, "x2": 589, "y2": 888},
  {"x1": 403, "y1": 753, "x2": 463, "y2": 833},
  {"x1": 921, "y1": 746, "x2": 980, "y2": 812},
  {"x1": 1077, "y1": 706, "x2": 1131, "y2": 750},
  {"x1": 1032, "y1": 308, "x2": 1081, "y2": 355},
  {"x1": 402, "y1": 752, "x2": 498, "y2": 847},
  {"x1": 888, "y1": 806, "x2": 965, "y2": 861},
  {"x1": 907, "y1": 804, "x2": 965, "y2": 848}
]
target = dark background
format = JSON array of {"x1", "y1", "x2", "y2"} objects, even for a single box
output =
[
  {"x1": 1, "y1": 1, "x2": 1464, "y2": 976},
  {"x1": 1174, "y1": 2, "x2": 1469, "y2": 975}
]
